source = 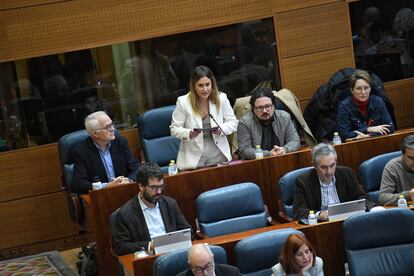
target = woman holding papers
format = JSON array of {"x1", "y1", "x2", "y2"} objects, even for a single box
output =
[{"x1": 170, "y1": 66, "x2": 238, "y2": 170}]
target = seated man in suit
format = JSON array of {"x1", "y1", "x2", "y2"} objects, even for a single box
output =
[
  {"x1": 237, "y1": 88, "x2": 300, "y2": 160},
  {"x1": 112, "y1": 162, "x2": 192, "y2": 256},
  {"x1": 177, "y1": 244, "x2": 240, "y2": 276},
  {"x1": 379, "y1": 135, "x2": 414, "y2": 205},
  {"x1": 73, "y1": 111, "x2": 139, "y2": 194},
  {"x1": 293, "y1": 143, "x2": 373, "y2": 221}
]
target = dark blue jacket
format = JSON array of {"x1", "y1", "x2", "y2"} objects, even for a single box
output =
[{"x1": 337, "y1": 95, "x2": 394, "y2": 140}]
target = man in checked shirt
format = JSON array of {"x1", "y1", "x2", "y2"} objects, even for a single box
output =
[{"x1": 292, "y1": 143, "x2": 374, "y2": 221}]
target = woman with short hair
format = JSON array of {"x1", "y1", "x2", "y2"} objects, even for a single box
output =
[{"x1": 337, "y1": 69, "x2": 394, "y2": 141}]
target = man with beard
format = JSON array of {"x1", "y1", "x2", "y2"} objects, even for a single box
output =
[
  {"x1": 237, "y1": 88, "x2": 300, "y2": 160},
  {"x1": 111, "y1": 162, "x2": 192, "y2": 256}
]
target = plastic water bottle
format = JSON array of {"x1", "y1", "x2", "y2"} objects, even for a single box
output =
[
  {"x1": 168, "y1": 160, "x2": 178, "y2": 176},
  {"x1": 255, "y1": 145, "x2": 264, "y2": 159},
  {"x1": 92, "y1": 176, "x2": 102, "y2": 190},
  {"x1": 398, "y1": 194, "x2": 408, "y2": 208},
  {"x1": 332, "y1": 132, "x2": 342, "y2": 145},
  {"x1": 308, "y1": 210, "x2": 317, "y2": 225}
]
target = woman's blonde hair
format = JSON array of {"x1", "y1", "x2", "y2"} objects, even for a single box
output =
[{"x1": 188, "y1": 66, "x2": 220, "y2": 116}]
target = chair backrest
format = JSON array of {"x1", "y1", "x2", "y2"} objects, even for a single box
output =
[
  {"x1": 137, "y1": 105, "x2": 179, "y2": 172},
  {"x1": 108, "y1": 208, "x2": 120, "y2": 238},
  {"x1": 359, "y1": 151, "x2": 400, "y2": 203},
  {"x1": 153, "y1": 245, "x2": 227, "y2": 276},
  {"x1": 58, "y1": 129, "x2": 90, "y2": 192},
  {"x1": 234, "y1": 228, "x2": 304, "y2": 276},
  {"x1": 278, "y1": 167, "x2": 313, "y2": 219},
  {"x1": 196, "y1": 182, "x2": 268, "y2": 237},
  {"x1": 343, "y1": 208, "x2": 414, "y2": 276}
]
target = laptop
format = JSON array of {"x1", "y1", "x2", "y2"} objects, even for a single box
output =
[
  {"x1": 328, "y1": 199, "x2": 366, "y2": 221},
  {"x1": 152, "y1": 228, "x2": 192, "y2": 255}
]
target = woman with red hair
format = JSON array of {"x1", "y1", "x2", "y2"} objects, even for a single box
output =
[{"x1": 271, "y1": 234, "x2": 324, "y2": 276}]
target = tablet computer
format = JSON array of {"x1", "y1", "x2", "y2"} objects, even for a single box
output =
[
  {"x1": 193, "y1": 127, "x2": 219, "y2": 132},
  {"x1": 152, "y1": 228, "x2": 192, "y2": 255},
  {"x1": 328, "y1": 199, "x2": 366, "y2": 221}
]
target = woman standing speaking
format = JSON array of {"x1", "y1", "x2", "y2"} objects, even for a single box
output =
[{"x1": 170, "y1": 66, "x2": 238, "y2": 170}]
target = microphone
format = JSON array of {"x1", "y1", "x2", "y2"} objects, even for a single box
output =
[{"x1": 208, "y1": 113, "x2": 240, "y2": 158}]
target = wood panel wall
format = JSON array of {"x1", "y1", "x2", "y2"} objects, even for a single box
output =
[
  {"x1": 0, "y1": 129, "x2": 138, "y2": 260},
  {"x1": 0, "y1": 0, "x2": 414, "y2": 261}
]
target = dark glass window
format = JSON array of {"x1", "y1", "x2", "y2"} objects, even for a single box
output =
[
  {"x1": 0, "y1": 17, "x2": 279, "y2": 150},
  {"x1": 350, "y1": 0, "x2": 414, "y2": 82}
]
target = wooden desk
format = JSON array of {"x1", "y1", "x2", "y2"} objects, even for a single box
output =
[
  {"x1": 164, "y1": 129, "x2": 414, "y2": 230},
  {"x1": 119, "y1": 220, "x2": 346, "y2": 276},
  {"x1": 87, "y1": 128, "x2": 414, "y2": 276}
]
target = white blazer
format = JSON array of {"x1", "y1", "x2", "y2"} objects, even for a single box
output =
[{"x1": 170, "y1": 92, "x2": 238, "y2": 170}]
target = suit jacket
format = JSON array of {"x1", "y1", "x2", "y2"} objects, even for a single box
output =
[
  {"x1": 72, "y1": 135, "x2": 139, "y2": 194},
  {"x1": 176, "y1": 263, "x2": 241, "y2": 276},
  {"x1": 293, "y1": 166, "x2": 373, "y2": 220},
  {"x1": 112, "y1": 195, "x2": 192, "y2": 256},
  {"x1": 170, "y1": 92, "x2": 238, "y2": 170}
]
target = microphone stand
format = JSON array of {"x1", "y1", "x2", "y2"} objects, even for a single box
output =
[{"x1": 208, "y1": 113, "x2": 240, "y2": 159}]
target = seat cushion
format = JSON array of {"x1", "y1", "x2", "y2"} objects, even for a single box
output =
[
  {"x1": 359, "y1": 151, "x2": 400, "y2": 194},
  {"x1": 196, "y1": 182, "x2": 267, "y2": 237},
  {"x1": 278, "y1": 167, "x2": 312, "y2": 218},
  {"x1": 141, "y1": 136, "x2": 179, "y2": 167},
  {"x1": 234, "y1": 228, "x2": 304, "y2": 274}
]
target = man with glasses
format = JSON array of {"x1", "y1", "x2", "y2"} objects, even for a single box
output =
[
  {"x1": 237, "y1": 88, "x2": 300, "y2": 159},
  {"x1": 73, "y1": 111, "x2": 139, "y2": 193},
  {"x1": 292, "y1": 143, "x2": 374, "y2": 221},
  {"x1": 177, "y1": 244, "x2": 240, "y2": 276},
  {"x1": 112, "y1": 162, "x2": 192, "y2": 255}
]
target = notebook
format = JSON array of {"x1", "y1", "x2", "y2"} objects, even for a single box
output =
[
  {"x1": 152, "y1": 228, "x2": 192, "y2": 255},
  {"x1": 328, "y1": 199, "x2": 366, "y2": 221}
]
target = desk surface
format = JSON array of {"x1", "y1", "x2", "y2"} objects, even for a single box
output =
[
  {"x1": 119, "y1": 222, "x2": 300, "y2": 275},
  {"x1": 119, "y1": 220, "x2": 348, "y2": 276},
  {"x1": 85, "y1": 129, "x2": 414, "y2": 276}
]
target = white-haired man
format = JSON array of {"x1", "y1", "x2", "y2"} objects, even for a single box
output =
[{"x1": 73, "y1": 111, "x2": 139, "y2": 193}]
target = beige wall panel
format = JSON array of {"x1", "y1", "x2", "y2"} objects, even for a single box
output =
[
  {"x1": 280, "y1": 47, "x2": 355, "y2": 101},
  {"x1": 0, "y1": 0, "x2": 272, "y2": 62},
  {"x1": 275, "y1": 2, "x2": 351, "y2": 59},
  {"x1": 0, "y1": 143, "x2": 61, "y2": 202},
  {"x1": 271, "y1": 0, "x2": 339, "y2": 13},
  {"x1": 0, "y1": 192, "x2": 78, "y2": 249},
  {"x1": 385, "y1": 78, "x2": 414, "y2": 128},
  {"x1": 0, "y1": 0, "x2": 68, "y2": 11}
]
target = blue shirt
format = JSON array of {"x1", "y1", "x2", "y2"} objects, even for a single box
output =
[
  {"x1": 138, "y1": 196, "x2": 166, "y2": 239},
  {"x1": 94, "y1": 141, "x2": 115, "y2": 187}
]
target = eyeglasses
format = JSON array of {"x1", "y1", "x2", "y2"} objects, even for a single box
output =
[
  {"x1": 146, "y1": 184, "x2": 166, "y2": 192},
  {"x1": 191, "y1": 262, "x2": 214, "y2": 274},
  {"x1": 254, "y1": 104, "x2": 273, "y2": 112},
  {"x1": 93, "y1": 123, "x2": 115, "y2": 132},
  {"x1": 354, "y1": 86, "x2": 370, "y2": 93}
]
